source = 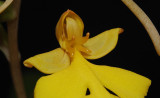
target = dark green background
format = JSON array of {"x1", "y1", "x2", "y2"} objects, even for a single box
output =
[{"x1": 1, "y1": 0, "x2": 160, "y2": 97}]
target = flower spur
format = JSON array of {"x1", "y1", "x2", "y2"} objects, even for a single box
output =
[{"x1": 24, "y1": 10, "x2": 151, "y2": 98}]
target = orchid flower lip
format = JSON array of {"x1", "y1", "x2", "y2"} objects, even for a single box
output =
[{"x1": 33, "y1": 49, "x2": 151, "y2": 98}]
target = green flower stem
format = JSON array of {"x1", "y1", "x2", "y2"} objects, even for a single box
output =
[
  {"x1": 122, "y1": 0, "x2": 160, "y2": 56},
  {"x1": 7, "y1": 0, "x2": 26, "y2": 98}
]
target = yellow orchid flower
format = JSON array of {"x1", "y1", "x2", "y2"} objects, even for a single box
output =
[{"x1": 24, "y1": 10, "x2": 151, "y2": 98}]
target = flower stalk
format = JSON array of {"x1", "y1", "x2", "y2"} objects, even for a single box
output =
[
  {"x1": 122, "y1": 0, "x2": 160, "y2": 56},
  {"x1": 6, "y1": 0, "x2": 27, "y2": 97}
]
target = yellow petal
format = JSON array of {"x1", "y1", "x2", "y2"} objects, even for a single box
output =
[
  {"x1": 34, "y1": 50, "x2": 117, "y2": 98},
  {"x1": 33, "y1": 50, "x2": 151, "y2": 98},
  {"x1": 88, "y1": 64, "x2": 151, "y2": 98},
  {"x1": 23, "y1": 48, "x2": 70, "y2": 74},
  {"x1": 83, "y1": 28, "x2": 123, "y2": 59}
]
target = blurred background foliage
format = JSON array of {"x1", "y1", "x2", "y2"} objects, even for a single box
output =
[{"x1": 1, "y1": 0, "x2": 159, "y2": 97}]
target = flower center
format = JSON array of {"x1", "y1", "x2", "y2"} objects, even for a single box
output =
[{"x1": 63, "y1": 32, "x2": 91, "y2": 58}]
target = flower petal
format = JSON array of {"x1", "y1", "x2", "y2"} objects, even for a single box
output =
[
  {"x1": 83, "y1": 28, "x2": 123, "y2": 59},
  {"x1": 88, "y1": 64, "x2": 151, "y2": 98},
  {"x1": 35, "y1": 72, "x2": 118, "y2": 98},
  {"x1": 23, "y1": 48, "x2": 70, "y2": 74},
  {"x1": 34, "y1": 68, "x2": 87, "y2": 98},
  {"x1": 34, "y1": 50, "x2": 117, "y2": 98}
]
